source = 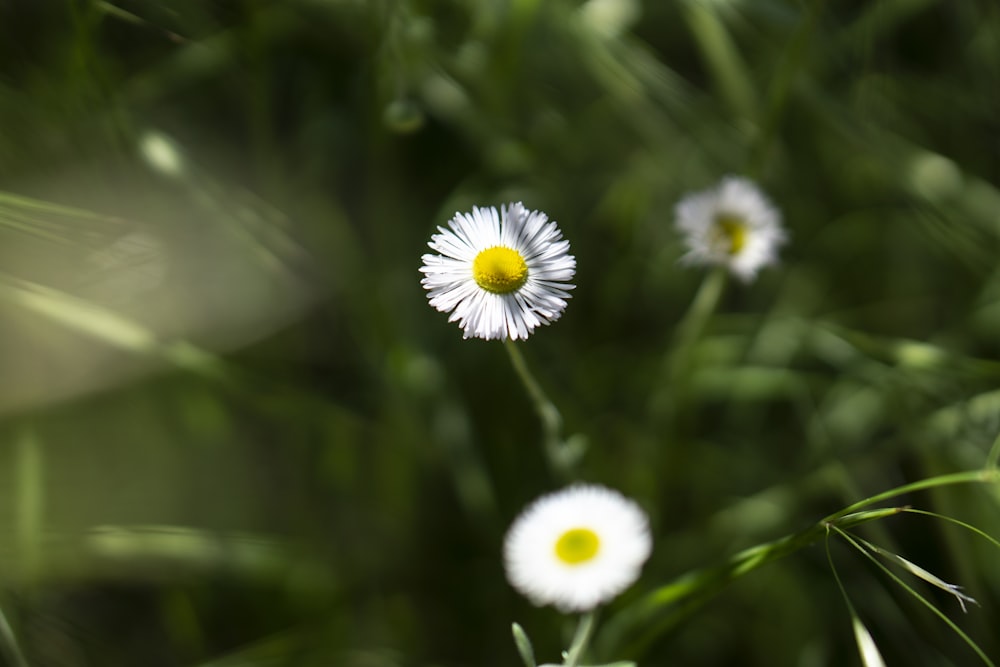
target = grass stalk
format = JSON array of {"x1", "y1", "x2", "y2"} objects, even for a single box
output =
[
  {"x1": 597, "y1": 469, "x2": 1000, "y2": 659},
  {"x1": 649, "y1": 266, "x2": 727, "y2": 423}
]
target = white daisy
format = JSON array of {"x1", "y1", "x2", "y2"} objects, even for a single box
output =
[
  {"x1": 420, "y1": 202, "x2": 576, "y2": 341},
  {"x1": 503, "y1": 484, "x2": 652, "y2": 612},
  {"x1": 674, "y1": 176, "x2": 786, "y2": 281}
]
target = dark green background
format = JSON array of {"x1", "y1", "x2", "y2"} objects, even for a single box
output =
[{"x1": 0, "y1": 0, "x2": 999, "y2": 665}]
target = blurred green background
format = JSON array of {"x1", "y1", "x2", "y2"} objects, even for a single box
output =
[{"x1": 1, "y1": 0, "x2": 999, "y2": 665}]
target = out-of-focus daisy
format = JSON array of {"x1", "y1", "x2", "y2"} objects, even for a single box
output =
[
  {"x1": 420, "y1": 202, "x2": 575, "y2": 340},
  {"x1": 674, "y1": 176, "x2": 786, "y2": 281},
  {"x1": 503, "y1": 484, "x2": 652, "y2": 612}
]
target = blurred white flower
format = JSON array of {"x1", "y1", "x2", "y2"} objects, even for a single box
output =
[
  {"x1": 674, "y1": 176, "x2": 786, "y2": 281},
  {"x1": 503, "y1": 484, "x2": 652, "y2": 612},
  {"x1": 420, "y1": 202, "x2": 575, "y2": 340}
]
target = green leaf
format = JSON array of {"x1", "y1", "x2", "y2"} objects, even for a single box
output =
[
  {"x1": 833, "y1": 527, "x2": 996, "y2": 667},
  {"x1": 902, "y1": 508, "x2": 1000, "y2": 552},
  {"x1": 851, "y1": 616, "x2": 887, "y2": 667},
  {"x1": 826, "y1": 528, "x2": 885, "y2": 667},
  {"x1": 512, "y1": 623, "x2": 537, "y2": 667},
  {"x1": 862, "y1": 540, "x2": 978, "y2": 612}
]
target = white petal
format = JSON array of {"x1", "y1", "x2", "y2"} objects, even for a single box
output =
[
  {"x1": 503, "y1": 485, "x2": 652, "y2": 612},
  {"x1": 419, "y1": 203, "x2": 576, "y2": 340},
  {"x1": 673, "y1": 176, "x2": 786, "y2": 281}
]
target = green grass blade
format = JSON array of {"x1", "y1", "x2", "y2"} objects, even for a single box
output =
[
  {"x1": 902, "y1": 509, "x2": 1000, "y2": 552},
  {"x1": 833, "y1": 527, "x2": 996, "y2": 667},
  {"x1": 827, "y1": 470, "x2": 999, "y2": 521},
  {"x1": 851, "y1": 616, "x2": 888, "y2": 667},
  {"x1": 512, "y1": 623, "x2": 537, "y2": 667},
  {"x1": 0, "y1": 272, "x2": 229, "y2": 380},
  {"x1": 826, "y1": 527, "x2": 887, "y2": 667},
  {"x1": 597, "y1": 507, "x2": 907, "y2": 657}
]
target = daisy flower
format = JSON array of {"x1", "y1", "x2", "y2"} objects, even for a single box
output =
[
  {"x1": 674, "y1": 176, "x2": 786, "y2": 281},
  {"x1": 503, "y1": 484, "x2": 652, "y2": 612},
  {"x1": 420, "y1": 202, "x2": 576, "y2": 341}
]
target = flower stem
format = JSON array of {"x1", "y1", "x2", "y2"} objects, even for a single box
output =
[
  {"x1": 563, "y1": 611, "x2": 596, "y2": 667},
  {"x1": 650, "y1": 266, "x2": 728, "y2": 422},
  {"x1": 674, "y1": 266, "x2": 728, "y2": 354},
  {"x1": 503, "y1": 339, "x2": 570, "y2": 479}
]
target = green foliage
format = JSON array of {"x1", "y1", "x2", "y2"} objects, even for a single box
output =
[{"x1": 1, "y1": 0, "x2": 999, "y2": 665}]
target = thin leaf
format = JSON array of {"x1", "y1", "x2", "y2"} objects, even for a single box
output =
[
  {"x1": 826, "y1": 526, "x2": 886, "y2": 667},
  {"x1": 902, "y1": 508, "x2": 1000, "y2": 552},
  {"x1": 512, "y1": 623, "x2": 537, "y2": 667},
  {"x1": 852, "y1": 616, "x2": 887, "y2": 667},
  {"x1": 859, "y1": 538, "x2": 978, "y2": 613},
  {"x1": 828, "y1": 470, "x2": 999, "y2": 520},
  {"x1": 833, "y1": 527, "x2": 996, "y2": 667},
  {"x1": 0, "y1": 272, "x2": 228, "y2": 379}
]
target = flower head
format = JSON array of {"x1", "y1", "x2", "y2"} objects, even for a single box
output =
[
  {"x1": 503, "y1": 484, "x2": 652, "y2": 612},
  {"x1": 420, "y1": 203, "x2": 576, "y2": 340},
  {"x1": 674, "y1": 176, "x2": 786, "y2": 281}
]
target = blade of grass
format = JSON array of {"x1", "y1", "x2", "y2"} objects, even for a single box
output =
[
  {"x1": 599, "y1": 469, "x2": 998, "y2": 658},
  {"x1": 596, "y1": 507, "x2": 906, "y2": 659},
  {"x1": 682, "y1": 0, "x2": 757, "y2": 120},
  {"x1": 511, "y1": 623, "x2": 537, "y2": 667},
  {"x1": 828, "y1": 469, "x2": 999, "y2": 520},
  {"x1": 857, "y1": 537, "x2": 978, "y2": 612},
  {"x1": 827, "y1": 530, "x2": 887, "y2": 667},
  {"x1": 833, "y1": 527, "x2": 996, "y2": 667},
  {"x1": 0, "y1": 272, "x2": 229, "y2": 381},
  {"x1": 825, "y1": 532, "x2": 885, "y2": 667},
  {"x1": 901, "y1": 509, "x2": 1000, "y2": 551}
]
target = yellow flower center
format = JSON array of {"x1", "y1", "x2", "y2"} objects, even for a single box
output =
[
  {"x1": 713, "y1": 214, "x2": 748, "y2": 255},
  {"x1": 472, "y1": 246, "x2": 529, "y2": 294},
  {"x1": 554, "y1": 527, "x2": 601, "y2": 565}
]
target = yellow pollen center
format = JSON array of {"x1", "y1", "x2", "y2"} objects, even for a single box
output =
[
  {"x1": 472, "y1": 246, "x2": 529, "y2": 294},
  {"x1": 713, "y1": 214, "x2": 748, "y2": 255},
  {"x1": 554, "y1": 528, "x2": 601, "y2": 565}
]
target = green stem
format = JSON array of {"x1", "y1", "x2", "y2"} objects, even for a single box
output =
[
  {"x1": 597, "y1": 468, "x2": 1000, "y2": 660},
  {"x1": 650, "y1": 267, "x2": 727, "y2": 421},
  {"x1": 676, "y1": 267, "x2": 728, "y2": 347},
  {"x1": 504, "y1": 339, "x2": 570, "y2": 478},
  {"x1": 832, "y1": 526, "x2": 996, "y2": 667},
  {"x1": 825, "y1": 469, "x2": 998, "y2": 520},
  {"x1": 563, "y1": 611, "x2": 597, "y2": 667}
]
